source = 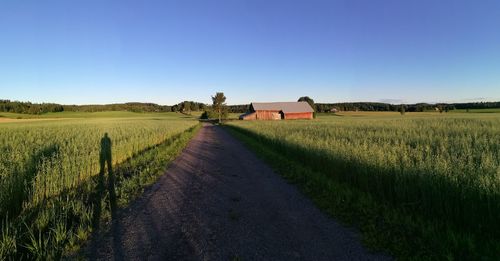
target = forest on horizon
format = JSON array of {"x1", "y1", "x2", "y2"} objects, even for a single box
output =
[{"x1": 1, "y1": 99, "x2": 499, "y2": 115}]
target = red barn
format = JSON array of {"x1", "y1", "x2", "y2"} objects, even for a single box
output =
[{"x1": 239, "y1": 102, "x2": 314, "y2": 120}]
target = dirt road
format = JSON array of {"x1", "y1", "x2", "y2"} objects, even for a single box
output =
[{"x1": 85, "y1": 124, "x2": 389, "y2": 260}]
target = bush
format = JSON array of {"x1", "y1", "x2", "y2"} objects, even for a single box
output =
[{"x1": 200, "y1": 109, "x2": 228, "y2": 120}]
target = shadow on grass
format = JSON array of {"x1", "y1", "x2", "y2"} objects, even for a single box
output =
[
  {"x1": 93, "y1": 133, "x2": 117, "y2": 231},
  {"x1": 225, "y1": 125, "x2": 499, "y2": 259},
  {"x1": 1, "y1": 125, "x2": 200, "y2": 260},
  {"x1": 0, "y1": 144, "x2": 60, "y2": 220}
]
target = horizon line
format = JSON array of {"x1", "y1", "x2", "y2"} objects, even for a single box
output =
[{"x1": 2, "y1": 97, "x2": 500, "y2": 107}]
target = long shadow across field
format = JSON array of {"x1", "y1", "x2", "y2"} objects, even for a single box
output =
[
  {"x1": 226, "y1": 125, "x2": 498, "y2": 236},
  {"x1": 225, "y1": 125, "x2": 499, "y2": 259},
  {"x1": 92, "y1": 133, "x2": 117, "y2": 229}
]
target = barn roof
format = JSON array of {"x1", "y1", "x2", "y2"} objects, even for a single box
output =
[{"x1": 251, "y1": 102, "x2": 314, "y2": 113}]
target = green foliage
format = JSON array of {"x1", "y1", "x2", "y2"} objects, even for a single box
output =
[
  {"x1": 200, "y1": 109, "x2": 228, "y2": 120},
  {"x1": 171, "y1": 101, "x2": 205, "y2": 113},
  {"x1": 314, "y1": 102, "x2": 499, "y2": 113},
  {"x1": 182, "y1": 101, "x2": 192, "y2": 114},
  {"x1": 0, "y1": 100, "x2": 63, "y2": 114},
  {"x1": 227, "y1": 104, "x2": 250, "y2": 113},
  {"x1": 0, "y1": 219, "x2": 17, "y2": 258},
  {"x1": 298, "y1": 96, "x2": 315, "y2": 111},
  {"x1": 0, "y1": 115, "x2": 199, "y2": 259},
  {"x1": 0, "y1": 100, "x2": 173, "y2": 114},
  {"x1": 227, "y1": 113, "x2": 500, "y2": 259},
  {"x1": 211, "y1": 92, "x2": 227, "y2": 123}
]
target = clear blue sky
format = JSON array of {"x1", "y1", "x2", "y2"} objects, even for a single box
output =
[{"x1": 1, "y1": 0, "x2": 499, "y2": 105}]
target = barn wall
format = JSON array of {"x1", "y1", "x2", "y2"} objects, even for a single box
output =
[
  {"x1": 256, "y1": 110, "x2": 281, "y2": 120},
  {"x1": 247, "y1": 110, "x2": 313, "y2": 120},
  {"x1": 240, "y1": 112, "x2": 257, "y2": 120},
  {"x1": 283, "y1": 112, "x2": 313, "y2": 120}
]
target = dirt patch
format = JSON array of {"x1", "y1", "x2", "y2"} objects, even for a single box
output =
[{"x1": 83, "y1": 123, "x2": 390, "y2": 260}]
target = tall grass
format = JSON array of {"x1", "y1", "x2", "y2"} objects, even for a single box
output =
[
  {"x1": 227, "y1": 113, "x2": 500, "y2": 258},
  {"x1": 0, "y1": 115, "x2": 199, "y2": 259}
]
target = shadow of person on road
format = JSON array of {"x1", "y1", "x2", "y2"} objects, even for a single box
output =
[{"x1": 92, "y1": 133, "x2": 117, "y2": 230}]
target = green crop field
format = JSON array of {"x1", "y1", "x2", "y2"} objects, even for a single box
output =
[
  {"x1": 0, "y1": 112, "x2": 199, "y2": 259},
  {"x1": 2, "y1": 109, "x2": 499, "y2": 259},
  {"x1": 227, "y1": 112, "x2": 500, "y2": 259}
]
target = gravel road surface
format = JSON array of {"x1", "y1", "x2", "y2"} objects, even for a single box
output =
[{"x1": 84, "y1": 124, "x2": 390, "y2": 261}]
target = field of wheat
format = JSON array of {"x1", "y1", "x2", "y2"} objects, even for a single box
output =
[
  {"x1": 0, "y1": 113, "x2": 198, "y2": 259},
  {"x1": 227, "y1": 112, "x2": 500, "y2": 258}
]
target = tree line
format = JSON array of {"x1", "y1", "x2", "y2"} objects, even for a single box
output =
[
  {"x1": 1, "y1": 99, "x2": 499, "y2": 115},
  {"x1": 227, "y1": 101, "x2": 500, "y2": 113},
  {"x1": 0, "y1": 100, "x2": 66, "y2": 114},
  {"x1": 0, "y1": 100, "x2": 208, "y2": 115},
  {"x1": 313, "y1": 102, "x2": 500, "y2": 112}
]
